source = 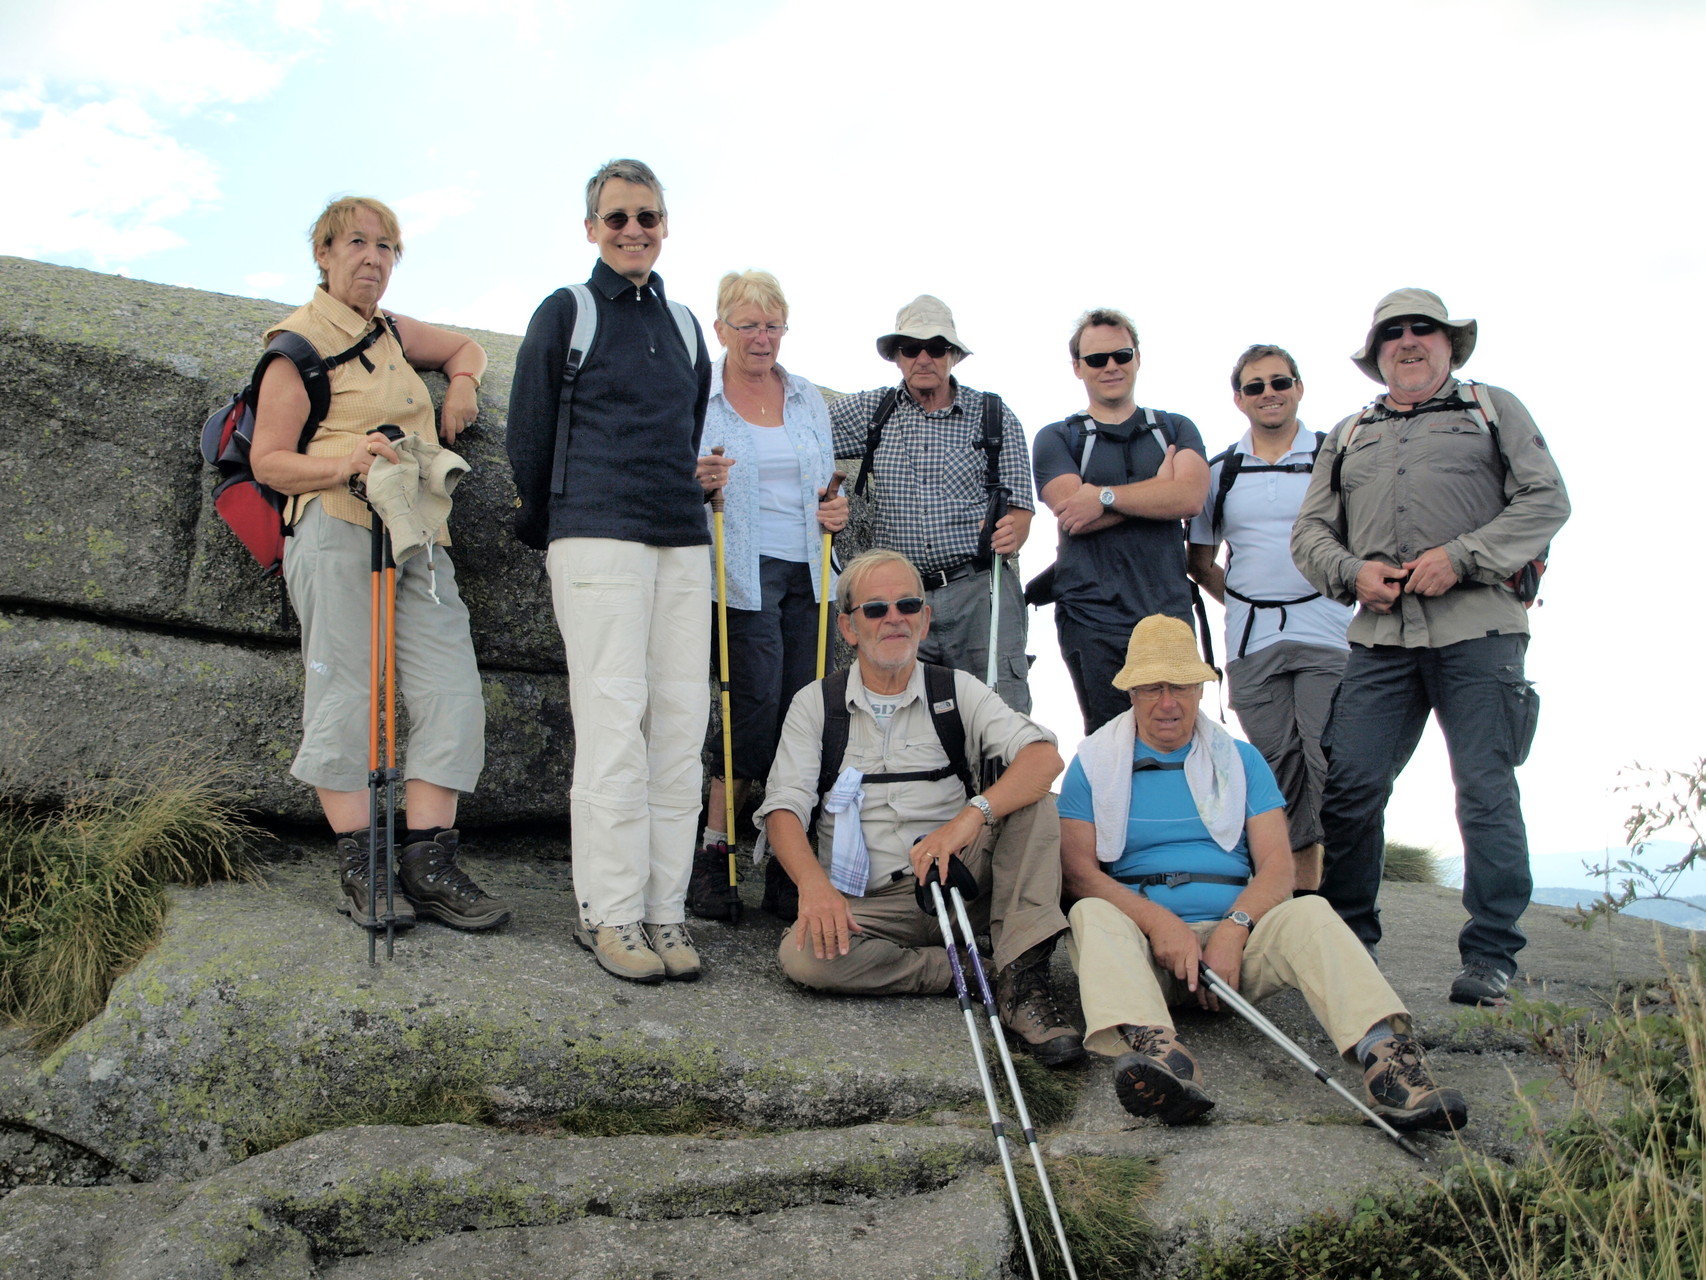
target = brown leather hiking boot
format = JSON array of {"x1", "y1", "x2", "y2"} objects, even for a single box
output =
[
  {"x1": 337, "y1": 831, "x2": 416, "y2": 930},
  {"x1": 1113, "y1": 1024, "x2": 1214, "y2": 1125},
  {"x1": 1362, "y1": 1034, "x2": 1468, "y2": 1131},
  {"x1": 396, "y1": 830, "x2": 511, "y2": 932},
  {"x1": 993, "y1": 941, "x2": 1085, "y2": 1067}
]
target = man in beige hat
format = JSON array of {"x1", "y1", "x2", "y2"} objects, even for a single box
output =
[
  {"x1": 1058, "y1": 614, "x2": 1465, "y2": 1131},
  {"x1": 759, "y1": 549, "x2": 1084, "y2": 1067},
  {"x1": 828, "y1": 297, "x2": 1036, "y2": 712},
  {"x1": 1292, "y1": 288, "x2": 1570, "y2": 1007}
]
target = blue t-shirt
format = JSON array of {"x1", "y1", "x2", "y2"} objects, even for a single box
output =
[{"x1": 1059, "y1": 738, "x2": 1284, "y2": 921}]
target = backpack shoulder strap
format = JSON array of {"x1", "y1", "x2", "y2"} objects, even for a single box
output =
[
  {"x1": 551, "y1": 284, "x2": 597, "y2": 497},
  {"x1": 812, "y1": 669, "x2": 855, "y2": 832},
  {"x1": 1142, "y1": 405, "x2": 1173, "y2": 453},
  {"x1": 667, "y1": 299, "x2": 698, "y2": 363},
  {"x1": 249, "y1": 331, "x2": 335, "y2": 451},
  {"x1": 980, "y1": 393, "x2": 1005, "y2": 490},
  {"x1": 923, "y1": 664, "x2": 975, "y2": 801},
  {"x1": 853, "y1": 386, "x2": 902, "y2": 498},
  {"x1": 1208, "y1": 446, "x2": 1244, "y2": 538},
  {"x1": 1329, "y1": 402, "x2": 1382, "y2": 496}
]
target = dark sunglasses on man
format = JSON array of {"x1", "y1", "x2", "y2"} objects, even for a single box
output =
[
  {"x1": 895, "y1": 338, "x2": 955, "y2": 360},
  {"x1": 1239, "y1": 375, "x2": 1299, "y2": 396},
  {"x1": 1377, "y1": 317, "x2": 1440, "y2": 343},
  {"x1": 854, "y1": 596, "x2": 925, "y2": 620},
  {"x1": 597, "y1": 209, "x2": 663, "y2": 230},
  {"x1": 1080, "y1": 347, "x2": 1136, "y2": 369}
]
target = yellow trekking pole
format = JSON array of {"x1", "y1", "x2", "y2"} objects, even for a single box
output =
[
  {"x1": 815, "y1": 470, "x2": 848, "y2": 678},
  {"x1": 709, "y1": 447, "x2": 741, "y2": 923}
]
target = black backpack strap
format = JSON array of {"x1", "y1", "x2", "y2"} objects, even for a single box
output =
[
  {"x1": 980, "y1": 393, "x2": 1005, "y2": 490},
  {"x1": 248, "y1": 333, "x2": 332, "y2": 453},
  {"x1": 853, "y1": 387, "x2": 902, "y2": 498},
  {"x1": 923, "y1": 663, "x2": 974, "y2": 802},
  {"x1": 1208, "y1": 446, "x2": 1243, "y2": 538},
  {"x1": 809, "y1": 668, "x2": 855, "y2": 839}
]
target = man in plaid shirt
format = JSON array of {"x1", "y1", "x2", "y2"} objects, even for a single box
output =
[{"x1": 829, "y1": 296, "x2": 1036, "y2": 712}]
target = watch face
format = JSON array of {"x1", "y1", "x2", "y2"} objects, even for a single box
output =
[{"x1": 1099, "y1": 488, "x2": 1115, "y2": 507}]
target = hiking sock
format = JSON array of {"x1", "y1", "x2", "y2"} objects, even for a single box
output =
[
  {"x1": 1355, "y1": 1021, "x2": 1398, "y2": 1067},
  {"x1": 701, "y1": 827, "x2": 727, "y2": 848}
]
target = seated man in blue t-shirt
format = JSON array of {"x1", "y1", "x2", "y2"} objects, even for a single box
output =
[{"x1": 1058, "y1": 615, "x2": 1465, "y2": 1132}]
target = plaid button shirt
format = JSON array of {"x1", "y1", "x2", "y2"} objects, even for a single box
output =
[{"x1": 829, "y1": 378, "x2": 1034, "y2": 576}]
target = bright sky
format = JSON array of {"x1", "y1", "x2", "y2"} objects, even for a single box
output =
[{"x1": 3, "y1": 0, "x2": 1701, "y2": 877}]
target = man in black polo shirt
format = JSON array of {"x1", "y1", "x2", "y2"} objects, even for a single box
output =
[
  {"x1": 507, "y1": 158, "x2": 715, "y2": 986},
  {"x1": 1032, "y1": 308, "x2": 1210, "y2": 733}
]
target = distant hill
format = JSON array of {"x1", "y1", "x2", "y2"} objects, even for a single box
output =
[{"x1": 1530, "y1": 886, "x2": 1706, "y2": 931}]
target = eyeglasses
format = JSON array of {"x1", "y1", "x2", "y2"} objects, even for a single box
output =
[
  {"x1": 1239, "y1": 375, "x2": 1299, "y2": 396},
  {"x1": 1130, "y1": 682, "x2": 1203, "y2": 701},
  {"x1": 895, "y1": 338, "x2": 955, "y2": 360},
  {"x1": 853, "y1": 596, "x2": 925, "y2": 620},
  {"x1": 1080, "y1": 347, "x2": 1136, "y2": 369},
  {"x1": 1377, "y1": 318, "x2": 1440, "y2": 343},
  {"x1": 725, "y1": 322, "x2": 788, "y2": 337},
  {"x1": 596, "y1": 209, "x2": 663, "y2": 230}
]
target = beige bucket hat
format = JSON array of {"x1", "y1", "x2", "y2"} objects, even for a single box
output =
[
  {"x1": 1112, "y1": 615, "x2": 1219, "y2": 690},
  {"x1": 876, "y1": 294, "x2": 972, "y2": 362},
  {"x1": 1351, "y1": 287, "x2": 1477, "y2": 384}
]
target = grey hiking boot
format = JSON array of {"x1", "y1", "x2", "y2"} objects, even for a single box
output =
[
  {"x1": 575, "y1": 919, "x2": 666, "y2": 984},
  {"x1": 396, "y1": 830, "x2": 511, "y2": 932},
  {"x1": 993, "y1": 940, "x2": 1086, "y2": 1068},
  {"x1": 1449, "y1": 960, "x2": 1513, "y2": 1007},
  {"x1": 686, "y1": 842, "x2": 741, "y2": 923},
  {"x1": 1113, "y1": 1024, "x2": 1214, "y2": 1125},
  {"x1": 337, "y1": 831, "x2": 416, "y2": 930},
  {"x1": 1362, "y1": 1034, "x2": 1468, "y2": 1131},
  {"x1": 643, "y1": 921, "x2": 703, "y2": 982}
]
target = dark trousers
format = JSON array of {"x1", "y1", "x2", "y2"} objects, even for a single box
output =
[
  {"x1": 713, "y1": 557, "x2": 820, "y2": 780},
  {"x1": 1056, "y1": 615, "x2": 1134, "y2": 735},
  {"x1": 1318, "y1": 633, "x2": 1539, "y2": 970}
]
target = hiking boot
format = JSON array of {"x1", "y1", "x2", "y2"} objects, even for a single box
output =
[
  {"x1": 761, "y1": 855, "x2": 799, "y2": 924},
  {"x1": 643, "y1": 922, "x2": 703, "y2": 982},
  {"x1": 1449, "y1": 960, "x2": 1512, "y2": 1007},
  {"x1": 575, "y1": 920, "x2": 666, "y2": 985},
  {"x1": 686, "y1": 842, "x2": 741, "y2": 922},
  {"x1": 993, "y1": 941, "x2": 1085, "y2": 1067},
  {"x1": 337, "y1": 831, "x2": 416, "y2": 930},
  {"x1": 1362, "y1": 1034, "x2": 1468, "y2": 1131},
  {"x1": 396, "y1": 830, "x2": 511, "y2": 931},
  {"x1": 1112, "y1": 1024, "x2": 1214, "y2": 1125}
]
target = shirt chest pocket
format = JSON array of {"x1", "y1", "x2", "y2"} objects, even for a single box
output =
[
  {"x1": 1337, "y1": 431, "x2": 1385, "y2": 493},
  {"x1": 1422, "y1": 422, "x2": 1494, "y2": 475}
]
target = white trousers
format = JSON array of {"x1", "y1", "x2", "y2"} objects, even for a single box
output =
[{"x1": 547, "y1": 538, "x2": 711, "y2": 927}]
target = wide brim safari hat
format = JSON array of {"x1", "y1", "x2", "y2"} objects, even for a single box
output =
[
  {"x1": 1111, "y1": 615, "x2": 1219, "y2": 690},
  {"x1": 1350, "y1": 287, "x2": 1478, "y2": 384},
  {"x1": 876, "y1": 294, "x2": 972, "y2": 362}
]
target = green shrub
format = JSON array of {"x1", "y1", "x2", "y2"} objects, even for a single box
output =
[
  {"x1": 1383, "y1": 841, "x2": 1445, "y2": 884},
  {"x1": 0, "y1": 758, "x2": 255, "y2": 1048}
]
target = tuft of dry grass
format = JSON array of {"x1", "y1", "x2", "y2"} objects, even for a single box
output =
[{"x1": 0, "y1": 753, "x2": 258, "y2": 1048}]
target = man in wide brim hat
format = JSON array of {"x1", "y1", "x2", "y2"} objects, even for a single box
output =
[
  {"x1": 873, "y1": 294, "x2": 974, "y2": 361},
  {"x1": 1055, "y1": 614, "x2": 1467, "y2": 1132},
  {"x1": 1349, "y1": 287, "x2": 1477, "y2": 384},
  {"x1": 1292, "y1": 287, "x2": 1570, "y2": 1011}
]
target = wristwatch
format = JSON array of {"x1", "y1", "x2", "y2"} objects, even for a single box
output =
[
  {"x1": 967, "y1": 794, "x2": 998, "y2": 828},
  {"x1": 1098, "y1": 487, "x2": 1117, "y2": 509},
  {"x1": 1223, "y1": 909, "x2": 1255, "y2": 931}
]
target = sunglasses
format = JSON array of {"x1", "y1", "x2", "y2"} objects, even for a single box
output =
[
  {"x1": 895, "y1": 338, "x2": 955, "y2": 360},
  {"x1": 854, "y1": 596, "x2": 925, "y2": 620},
  {"x1": 596, "y1": 209, "x2": 663, "y2": 230},
  {"x1": 1239, "y1": 375, "x2": 1299, "y2": 396},
  {"x1": 1080, "y1": 347, "x2": 1136, "y2": 369},
  {"x1": 1377, "y1": 318, "x2": 1440, "y2": 343}
]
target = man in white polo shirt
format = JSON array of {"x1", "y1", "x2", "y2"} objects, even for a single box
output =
[{"x1": 1187, "y1": 345, "x2": 1352, "y2": 891}]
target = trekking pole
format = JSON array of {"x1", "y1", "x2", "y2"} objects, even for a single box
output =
[
  {"x1": 926, "y1": 875, "x2": 1042, "y2": 1280},
  {"x1": 364, "y1": 425, "x2": 405, "y2": 964},
  {"x1": 948, "y1": 888, "x2": 1079, "y2": 1279},
  {"x1": 1198, "y1": 963, "x2": 1427, "y2": 1161},
  {"x1": 708, "y1": 447, "x2": 741, "y2": 924},
  {"x1": 981, "y1": 486, "x2": 1010, "y2": 689},
  {"x1": 815, "y1": 470, "x2": 847, "y2": 679}
]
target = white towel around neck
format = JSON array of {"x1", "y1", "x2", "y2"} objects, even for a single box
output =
[{"x1": 1079, "y1": 709, "x2": 1247, "y2": 860}]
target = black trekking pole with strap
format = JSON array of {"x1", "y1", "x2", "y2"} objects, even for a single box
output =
[
  {"x1": 1198, "y1": 963, "x2": 1427, "y2": 1160},
  {"x1": 364, "y1": 425, "x2": 406, "y2": 964},
  {"x1": 980, "y1": 484, "x2": 1011, "y2": 690},
  {"x1": 921, "y1": 861, "x2": 1042, "y2": 1280},
  {"x1": 946, "y1": 883, "x2": 1079, "y2": 1279}
]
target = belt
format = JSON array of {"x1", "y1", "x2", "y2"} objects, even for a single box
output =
[
  {"x1": 1115, "y1": 871, "x2": 1250, "y2": 897},
  {"x1": 919, "y1": 554, "x2": 993, "y2": 591}
]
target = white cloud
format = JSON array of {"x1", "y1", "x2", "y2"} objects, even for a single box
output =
[
  {"x1": 243, "y1": 271, "x2": 290, "y2": 299},
  {"x1": 391, "y1": 187, "x2": 480, "y2": 240},
  {"x1": 0, "y1": 92, "x2": 219, "y2": 264}
]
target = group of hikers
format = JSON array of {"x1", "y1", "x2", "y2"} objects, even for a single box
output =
[{"x1": 250, "y1": 156, "x2": 1569, "y2": 1133}]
